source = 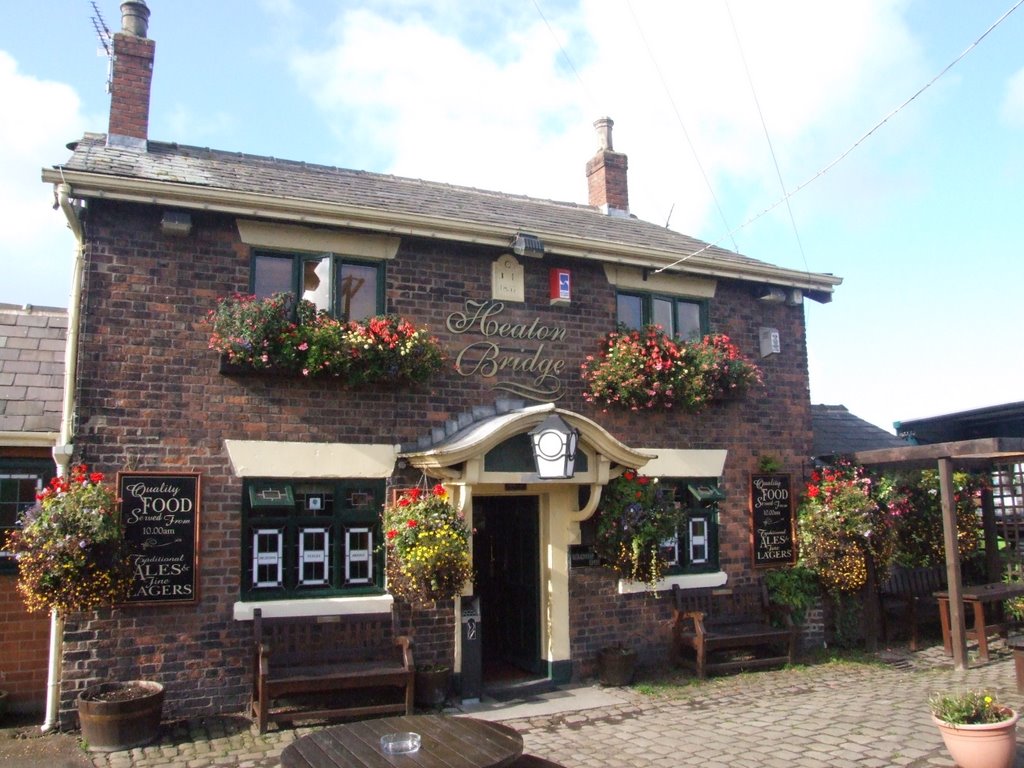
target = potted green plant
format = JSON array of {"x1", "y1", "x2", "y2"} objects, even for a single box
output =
[
  {"x1": 593, "y1": 470, "x2": 683, "y2": 589},
  {"x1": 383, "y1": 484, "x2": 474, "y2": 708},
  {"x1": 930, "y1": 690, "x2": 1019, "y2": 768},
  {"x1": 2, "y1": 464, "x2": 163, "y2": 751}
]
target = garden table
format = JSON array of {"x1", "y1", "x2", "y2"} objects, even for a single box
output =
[
  {"x1": 280, "y1": 714, "x2": 523, "y2": 768},
  {"x1": 935, "y1": 581, "x2": 1024, "y2": 662}
]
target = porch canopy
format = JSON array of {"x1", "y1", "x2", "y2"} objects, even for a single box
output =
[{"x1": 854, "y1": 436, "x2": 1024, "y2": 670}]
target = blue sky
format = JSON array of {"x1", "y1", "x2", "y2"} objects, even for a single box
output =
[{"x1": 2, "y1": 0, "x2": 1022, "y2": 434}]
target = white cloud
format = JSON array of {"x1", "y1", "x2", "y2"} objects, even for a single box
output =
[
  {"x1": 286, "y1": 0, "x2": 926, "y2": 258},
  {"x1": 1001, "y1": 66, "x2": 1024, "y2": 126},
  {"x1": 0, "y1": 51, "x2": 90, "y2": 307}
]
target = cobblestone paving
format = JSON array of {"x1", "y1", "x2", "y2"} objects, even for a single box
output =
[{"x1": 11, "y1": 642, "x2": 1024, "y2": 767}]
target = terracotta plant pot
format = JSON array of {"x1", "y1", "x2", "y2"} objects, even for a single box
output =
[
  {"x1": 932, "y1": 709, "x2": 1020, "y2": 768},
  {"x1": 77, "y1": 680, "x2": 165, "y2": 752},
  {"x1": 414, "y1": 666, "x2": 451, "y2": 708},
  {"x1": 597, "y1": 646, "x2": 636, "y2": 687}
]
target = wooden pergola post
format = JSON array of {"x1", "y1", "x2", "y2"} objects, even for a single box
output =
[{"x1": 939, "y1": 457, "x2": 968, "y2": 671}]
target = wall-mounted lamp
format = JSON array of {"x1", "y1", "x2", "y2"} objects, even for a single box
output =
[
  {"x1": 785, "y1": 288, "x2": 803, "y2": 307},
  {"x1": 510, "y1": 232, "x2": 545, "y2": 258},
  {"x1": 756, "y1": 286, "x2": 786, "y2": 303},
  {"x1": 529, "y1": 413, "x2": 580, "y2": 479},
  {"x1": 161, "y1": 211, "x2": 192, "y2": 237}
]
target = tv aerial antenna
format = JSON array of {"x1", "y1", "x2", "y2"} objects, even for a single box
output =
[{"x1": 90, "y1": 1, "x2": 113, "y2": 93}]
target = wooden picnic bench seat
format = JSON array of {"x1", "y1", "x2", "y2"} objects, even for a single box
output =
[
  {"x1": 671, "y1": 583, "x2": 796, "y2": 679},
  {"x1": 879, "y1": 564, "x2": 946, "y2": 650},
  {"x1": 250, "y1": 608, "x2": 414, "y2": 734}
]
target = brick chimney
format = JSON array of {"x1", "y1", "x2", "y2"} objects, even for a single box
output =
[
  {"x1": 107, "y1": 1, "x2": 154, "y2": 150},
  {"x1": 586, "y1": 117, "x2": 629, "y2": 216}
]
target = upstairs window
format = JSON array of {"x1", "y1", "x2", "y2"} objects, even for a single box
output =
[
  {"x1": 616, "y1": 291, "x2": 706, "y2": 340},
  {"x1": 241, "y1": 478, "x2": 386, "y2": 600},
  {"x1": 253, "y1": 250, "x2": 384, "y2": 321}
]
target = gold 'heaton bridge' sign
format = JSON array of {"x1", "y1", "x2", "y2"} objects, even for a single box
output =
[{"x1": 446, "y1": 299, "x2": 568, "y2": 402}]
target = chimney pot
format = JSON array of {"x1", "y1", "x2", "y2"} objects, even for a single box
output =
[
  {"x1": 120, "y1": 1, "x2": 150, "y2": 38},
  {"x1": 594, "y1": 117, "x2": 614, "y2": 151}
]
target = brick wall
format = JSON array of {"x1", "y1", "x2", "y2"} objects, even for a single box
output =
[
  {"x1": 59, "y1": 199, "x2": 815, "y2": 721},
  {"x1": 0, "y1": 574, "x2": 50, "y2": 714}
]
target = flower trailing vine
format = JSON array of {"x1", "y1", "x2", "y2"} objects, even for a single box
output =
[
  {"x1": 3, "y1": 465, "x2": 131, "y2": 615},
  {"x1": 382, "y1": 485, "x2": 473, "y2": 604},
  {"x1": 207, "y1": 293, "x2": 445, "y2": 386},
  {"x1": 594, "y1": 470, "x2": 683, "y2": 588},
  {"x1": 580, "y1": 326, "x2": 763, "y2": 412}
]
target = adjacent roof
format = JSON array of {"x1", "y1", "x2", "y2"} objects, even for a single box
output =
[
  {"x1": 894, "y1": 401, "x2": 1024, "y2": 445},
  {"x1": 0, "y1": 303, "x2": 66, "y2": 439},
  {"x1": 811, "y1": 404, "x2": 906, "y2": 459},
  {"x1": 43, "y1": 134, "x2": 841, "y2": 301}
]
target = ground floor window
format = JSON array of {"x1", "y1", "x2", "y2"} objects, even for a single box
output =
[
  {"x1": 241, "y1": 478, "x2": 386, "y2": 599},
  {"x1": 0, "y1": 459, "x2": 53, "y2": 573},
  {"x1": 659, "y1": 479, "x2": 721, "y2": 574}
]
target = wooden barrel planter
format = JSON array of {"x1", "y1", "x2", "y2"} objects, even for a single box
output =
[
  {"x1": 597, "y1": 645, "x2": 637, "y2": 687},
  {"x1": 77, "y1": 680, "x2": 165, "y2": 752},
  {"x1": 414, "y1": 666, "x2": 451, "y2": 708}
]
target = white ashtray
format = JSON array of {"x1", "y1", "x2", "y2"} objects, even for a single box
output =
[{"x1": 380, "y1": 732, "x2": 421, "y2": 754}]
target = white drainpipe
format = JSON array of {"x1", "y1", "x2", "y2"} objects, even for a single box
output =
[{"x1": 42, "y1": 183, "x2": 85, "y2": 732}]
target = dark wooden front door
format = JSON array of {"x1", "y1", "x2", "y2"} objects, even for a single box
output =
[{"x1": 473, "y1": 496, "x2": 541, "y2": 676}]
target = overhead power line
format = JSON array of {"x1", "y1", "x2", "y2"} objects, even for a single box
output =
[{"x1": 656, "y1": 0, "x2": 1024, "y2": 274}]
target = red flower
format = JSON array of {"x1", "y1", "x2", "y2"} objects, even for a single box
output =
[
  {"x1": 637, "y1": 476, "x2": 650, "y2": 485},
  {"x1": 433, "y1": 483, "x2": 447, "y2": 498},
  {"x1": 623, "y1": 471, "x2": 636, "y2": 481},
  {"x1": 398, "y1": 497, "x2": 410, "y2": 507},
  {"x1": 407, "y1": 519, "x2": 418, "y2": 527},
  {"x1": 386, "y1": 529, "x2": 397, "y2": 540}
]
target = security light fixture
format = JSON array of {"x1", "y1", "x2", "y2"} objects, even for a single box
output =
[
  {"x1": 529, "y1": 413, "x2": 580, "y2": 479},
  {"x1": 510, "y1": 232, "x2": 545, "y2": 258}
]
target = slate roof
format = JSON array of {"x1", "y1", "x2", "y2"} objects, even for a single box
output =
[
  {"x1": 47, "y1": 134, "x2": 839, "y2": 297},
  {"x1": 811, "y1": 404, "x2": 906, "y2": 460},
  {"x1": 894, "y1": 401, "x2": 1024, "y2": 445},
  {"x1": 0, "y1": 304, "x2": 66, "y2": 436}
]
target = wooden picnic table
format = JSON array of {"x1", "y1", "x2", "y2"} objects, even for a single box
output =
[
  {"x1": 935, "y1": 581, "x2": 1024, "y2": 662},
  {"x1": 280, "y1": 714, "x2": 523, "y2": 768}
]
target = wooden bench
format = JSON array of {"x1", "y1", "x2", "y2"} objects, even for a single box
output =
[
  {"x1": 879, "y1": 565, "x2": 946, "y2": 650},
  {"x1": 671, "y1": 583, "x2": 796, "y2": 679},
  {"x1": 251, "y1": 608, "x2": 414, "y2": 734}
]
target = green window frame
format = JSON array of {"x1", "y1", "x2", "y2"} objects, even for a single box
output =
[
  {"x1": 0, "y1": 459, "x2": 54, "y2": 574},
  {"x1": 252, "y1": 249, "x2": 385, "y2": 321},
  {"x1": 616, "y1": 291, "x2": 708, "y2": 340},
  {"x1": 658, "y1": 478, "x2": 721, "y2": 574},
  {"x1": 241, "y1": 478, "x2": 386, "y2": 600}
]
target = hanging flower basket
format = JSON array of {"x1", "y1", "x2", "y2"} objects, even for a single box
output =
[
  {"x1": 382, "y1": 485, "x2": 473, "y2": 605},
  {"x1": 593, "y1": 470, "x2": 683, "y2": 588},
  {"x1": 3, "y1": 465, "x2": 131, "y2": 615},
  {"x1": 580, "y1": 326, "x2": 762, "y2": 412}
]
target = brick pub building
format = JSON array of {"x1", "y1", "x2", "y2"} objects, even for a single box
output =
[{"x1": 21, "y1": 2, "x2": 841, "y2": 726}]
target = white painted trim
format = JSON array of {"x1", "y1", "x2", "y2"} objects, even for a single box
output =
[
  {"x1": 603, "y1": 264, "x2": 717, "y2": 298},
  {"x1": 616, "y1": 571, "x2": 728, "y2": 595},
  {"x1": 224, "y1": 440, "x2": 398, "y2": 478},
  {"x1": 638, "y1": 449, "x2": 727, "y2": 478},
  {"x1": 236, "y1": 219, "x2": 400, "y2": 260},
  {"x1": 232, "y1": 594, "x2": 394, "y2": 620},
  {"x1": 0, "y1": 431, "x2": 59, "y2": 448}
]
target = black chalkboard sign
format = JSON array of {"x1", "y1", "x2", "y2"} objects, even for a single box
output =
[
  {"x1": 118, "y1": 472, "x2": 200, "y2": 604},
  {"x1": 750, "y1": 473, "x2": 797, "y2": 567}
]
